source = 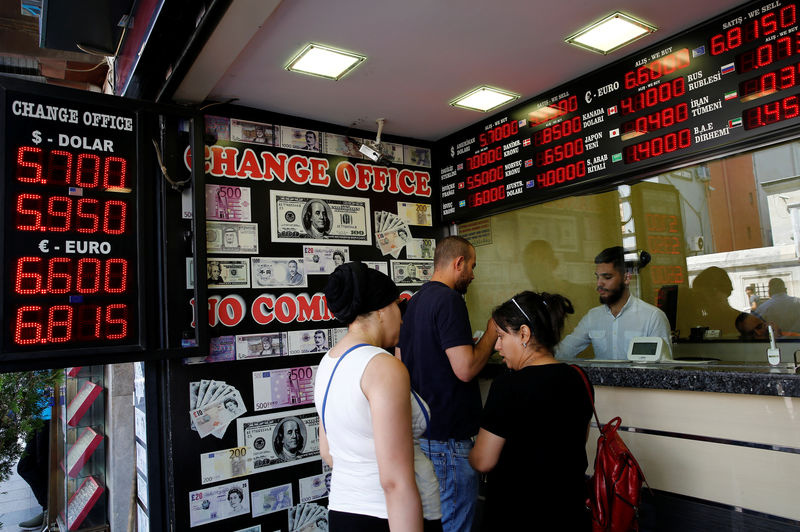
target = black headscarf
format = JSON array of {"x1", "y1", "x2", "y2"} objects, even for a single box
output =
[{"x1": 324, "y1": 261, "x2": 399, "y2": 324}]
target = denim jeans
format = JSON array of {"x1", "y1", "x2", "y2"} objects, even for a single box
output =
[{"x1": 419, "y1": 438, "x2": 478, "y2": 532}]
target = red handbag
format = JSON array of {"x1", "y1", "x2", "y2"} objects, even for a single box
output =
[{"x1": 573, "y1": 366, "x2": 649, "y2": 532}]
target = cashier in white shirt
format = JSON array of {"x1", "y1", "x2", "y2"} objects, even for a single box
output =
[{"x1": 555, "y1": 246, "x2": 671, "y2": 360}]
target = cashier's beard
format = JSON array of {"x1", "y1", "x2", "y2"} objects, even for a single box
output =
[{"x1": 598, "y1": 281, "x2": 625, "y2": 306}]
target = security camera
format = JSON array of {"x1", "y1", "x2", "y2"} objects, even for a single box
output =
[{"x1": 359, "y1": 142, "x2": 382, "y2": 162}]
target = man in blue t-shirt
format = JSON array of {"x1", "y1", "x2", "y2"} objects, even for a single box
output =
[{"x1": 397, "y1": 235, "x2": 498, "y2": 532}]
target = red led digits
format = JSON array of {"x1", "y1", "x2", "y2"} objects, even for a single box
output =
[
  {"x1": 14, "y1": 146, "x2": 129, "y2": 189},
  {"x1": 47, "y1": 257, "x2": 72, "y2": 293},
  {"x1": 105, "y1": 304, "x2": 129, "y2": 339},
  {"x1": 535, "y1": 161, "x2": 587, "y2": 189},
  {"x1": 15, "y1": 194, "x2": 128, "y2": 234},
  {"x1": 14, "y1": 257, "x2": 128, "y2": 295},
  {"x1": 621, "y1": 103, "x2": 689, "y2": 137},
  {"x1": 740, "y1": 63, "x2": 800, "y2": 101},
  {"x1": 47, "y1": 150, "x2": 72, "y2": 186},
  {"x1": 623, "y1": 129, "x2": 692, "y2": 163},
  {"x1": 479, "y1": 121, "x2": 519, "y2": 148},
  {"x1": 533, "y1": 117, "x2": 582, "y2": 146},
  {"x1": 647, "y1": 235, "x2": 682, "y2": 254},
  {"x1": 646, "y1": 213, "x2": 679, "y2": 233},
  {"x1": 16, "y1": 147, "x2": 44, "y2": 183},
  {"x1": 466, "y1": 165, "x2": 504, "y2": 190},
  {"x1": 710, "y1": 5, "x2": 796, "y2": 55},
  {"x1": 467, "y1": 185, "x2": 506, "y2": 208},
  {"x1": 736, "y1": 31, "x2": 800, "y2": 74},
  {"x1": 535, "y1": 138, "x2": 584, "y2": 167},
  {"x1": 12, "y1": 304, "x2": 130, "y2": 344},
  {"x1": 620, "y1": 78, "x2": 686, "y2": 116},
  {"x1": 104, "y1": 259, "x2": 128, "y2": 293},
  {"x1": 466, "y1": 147, "x2": 503, "y2": 170},
  {"x1": 624, "y1": 49, "x2": 690, "y2": 89},
  {"x1": 743, "y1": 93, "x2": 800, "y2": 129},
  {"x1": 651, "y1": 265, "x2": 685, "y2": 284}
]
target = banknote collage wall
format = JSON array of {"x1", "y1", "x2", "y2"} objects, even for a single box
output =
[{"x1": 164, "y1": 107, "x2": 441, "y2": 531}]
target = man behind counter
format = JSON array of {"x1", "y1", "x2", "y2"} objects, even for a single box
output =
[{"x1": 556, "y1": 246, "x2": 671, "y2": 360}]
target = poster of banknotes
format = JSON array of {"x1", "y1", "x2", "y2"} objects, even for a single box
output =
[
  {"x1": 396, "y1": 201, "x2": 433, "y2": 226},
  {"x1": 184, "y1": 336, "x2": 236, "y2": 365},
  {"x1": 235, "y1": 332, "x2": 288, "y2": 360},
  {"x1": 189, "y1": 380, "x2": 247, "y2": 439},
  {"x1": 374, "y1": 210, "x2": 411, "y2": 258},
  {"x1": 322, "y1": 132, "x2": 362, "y2": 158},
  {"x1": 188, "y1": 479, "x2": 250, "y2": 527},
  {"x1": 251, "y1": 483, "x2": 293, "y2": 517},
  {"x1": 288, "y1": 503, "x2": 328, "y2": 532},
  {"x1": 207, "y1": 258, "x2": 250, "y2": 289},
  {"x1": 302, "y1": 245, "x2": 349, "y2": 275},
  {"x1": 406, "y1": 238, "x2": 435, "y2": 260},
  {"x1": 206, "y1": 184, "x2": 252, "y2": 222},
  {"x1": 287, "y1": 329, "x2": 330, "y2": 355},
  {"x1": 299, "y1": 473, "x2": 329, "y2": 503},
  {"x1": 270, "y1": 190, "x2": 371, "y2": 245},
  {"x1": 403, "y1": 145, "x2": 432, "y2": 168},
  {"x1": 236, "y1": 408, "x2": 320, "y2": 473},
  {"x1": 200, "y1": 446, "x2": 254, "y2": 485},
  {"x1": 280, "y1": 126, "x2": 320, "y2": 152},
  {"x1": 391, "y1": 260, "x2": 434, "y2": 286},
  {"x1": 207, "y1": 221, "x2": 259, "y2": 254},
  {"x1": 251, "y1": 257, "x2": 307, "y2": 288},
  {"x1": 230, "y1": 118, "x2": 276, "y2": 146},
  {"x1": 252, "y1": 365, "x2": 317, "y2": 411},
  {"x1": 363, "y1": 261, "x2": 388, "y2": 275}
]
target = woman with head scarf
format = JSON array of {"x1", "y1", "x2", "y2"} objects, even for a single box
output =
[{"x1": 315, "y1": 262, "x2": 441, "y2": 531}]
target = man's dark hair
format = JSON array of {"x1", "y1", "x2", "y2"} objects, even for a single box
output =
[
  {"x1": 769, "y1": 277, "x2": 787, "y2": 296},
  {"x1": 434, "y1": 235, "x2": 473, "y2": 269},
  {"x1": 594, "y1": 246, "x2": 625, "y2": 274}
]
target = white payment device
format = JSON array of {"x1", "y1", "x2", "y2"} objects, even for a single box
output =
[{"x1": 626, "y1": 337, "x2": 671, "y2": 363}]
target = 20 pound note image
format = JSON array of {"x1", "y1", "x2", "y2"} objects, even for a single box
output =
[{"x1": 270, "y1": 190, "x2": 372, "y2": 245}]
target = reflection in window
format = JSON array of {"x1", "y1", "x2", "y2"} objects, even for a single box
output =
[{"x1": 460, "y1": 139, "x2": 800, "y2": 360}]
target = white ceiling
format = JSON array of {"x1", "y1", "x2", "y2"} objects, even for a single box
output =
[{"x1": 174, "y1": 0, "x2": 747, "y2": 142}]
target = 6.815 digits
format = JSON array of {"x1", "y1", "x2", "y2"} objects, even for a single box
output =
[{"x1": 13, "y1": 303, "x2": 129, "y2": 345}]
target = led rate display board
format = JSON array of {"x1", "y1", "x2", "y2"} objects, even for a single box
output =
[
  {"x1": 1, "y1": 86, "x2": 142, "y2": 358},
  {"x1": 438, "y1": 0, "x2": 800, "y2": 222}
]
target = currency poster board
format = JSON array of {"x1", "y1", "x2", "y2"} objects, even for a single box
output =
[{"x1": 164, "y1": 108, "x2": 439, "y2": 531}]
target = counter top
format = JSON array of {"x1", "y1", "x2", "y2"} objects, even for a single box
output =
[
  {"x1": 481, "y1": 360, "x2": 800, "y2": 397},
  {"x1": 573, "y1": 361, "x2": 800, "y2": 397}
]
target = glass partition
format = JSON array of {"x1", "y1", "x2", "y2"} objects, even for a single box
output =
[{"x1": 460, "y1": 138, "x2": 800, "y2": 362}]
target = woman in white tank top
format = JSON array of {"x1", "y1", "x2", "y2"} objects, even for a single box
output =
[{"x1": 315, "y1": 262, "x2": 442, "y2": 532}]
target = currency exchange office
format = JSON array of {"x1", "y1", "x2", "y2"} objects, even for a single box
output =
[{"x1": 2, "y1": 0, "x2": 800, "y2": 530}]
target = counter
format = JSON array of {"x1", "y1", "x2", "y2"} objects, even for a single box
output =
[{"x1": 574, "y1": 361, "x2": 800, "y2": 397}]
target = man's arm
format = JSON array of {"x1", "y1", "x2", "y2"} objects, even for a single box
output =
[
  {"x1": 444, "y1": 318, "x2": 498, "y2": 382},
  {"x1": 554, "y1": 313, "x2": 592, "y2": 359}
]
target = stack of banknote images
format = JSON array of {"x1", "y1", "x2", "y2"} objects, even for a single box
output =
[{"x1": 190, "y1": 380, "x2": 247, "y2": 438}]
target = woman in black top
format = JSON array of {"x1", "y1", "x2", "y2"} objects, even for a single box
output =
[{"x1": 469, "y1": 291, "x2": 593, "y2": 531}]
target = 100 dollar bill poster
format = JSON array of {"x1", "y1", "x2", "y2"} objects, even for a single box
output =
[
  {"x1": 270, "y1": 190, "x2": 372, "y2": 246},
  {"x1": 236, "y1": 408, "x2": 320, "y2": 474}
]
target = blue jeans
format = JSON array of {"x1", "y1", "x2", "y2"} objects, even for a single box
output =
[{"x1": 420, "y1": 438, "x2": 478, "y2": 532}]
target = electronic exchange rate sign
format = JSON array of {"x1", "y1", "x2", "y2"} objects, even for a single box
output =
[
  {"x1": 1, "y1": 87, "x2": 141, "y2": 359},
  {"x1": 438, "y1": 0, "x2": 800, "y2": 222}
]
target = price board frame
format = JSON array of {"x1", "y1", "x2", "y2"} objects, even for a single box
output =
[
  {"x1": 437, "y1": 0, "x2": 800, "y2": 222},
  {"x1": 0, "y1": 78, "x2": 207, "y2": 370}
]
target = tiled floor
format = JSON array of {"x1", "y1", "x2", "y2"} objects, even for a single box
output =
[{"x1": 0, "y1": 460, "x2": 42, "y2": 531}]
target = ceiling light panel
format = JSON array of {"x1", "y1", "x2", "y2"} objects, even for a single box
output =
[
  {"x1": 450, "y1": 86, "x2": 520, "y2": 113},
  {"x1": 566, "y1": 12, "x2": 657, "y2": 55},
  {"x1": 286, "y1": 43, "x2": 366, "y2": 80}
]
